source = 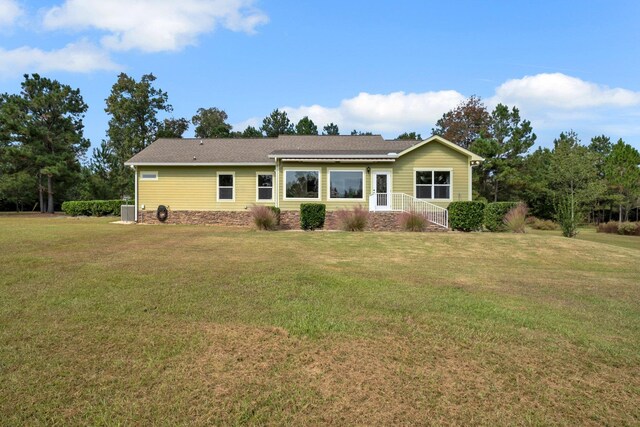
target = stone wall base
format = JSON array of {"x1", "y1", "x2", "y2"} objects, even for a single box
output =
[
  {"x1": 138, "y1": 210, "x2": 447, "y2": 232},
  {"x1": 137, "y1": 210, "x2": 252, "y2": 226}
]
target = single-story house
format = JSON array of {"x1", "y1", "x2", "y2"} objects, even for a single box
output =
[{"x1": 125, "y1": 134, "x2": 483, "y2": 229}]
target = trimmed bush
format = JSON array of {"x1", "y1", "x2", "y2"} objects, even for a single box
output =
[
  {"x1": 617, "y1": 222, "x2": 639, "y2": 235},
  {"x1": 503, "y1": 203, "x2": 528, "y2": 233},
  {"x1": 398, "y1": 210, "x2": 428, "y2": 232},
  {"x1": 336, "y1": 205, "x2": 369, "y2": 231},
  {"x1": 596, "y1": 222, "x2": 618, "y2": 234},
  {"x1": 62, "y1": 200, "x2": 126, "y2": 217},
  {"x1": 250, "y1": 205, "x2": 277, "y2": 230},
  {"x1": 598, "y1": 221, "x2": 640, "y2": 236},
  {"x1": 269, "y1": 206, "x2": 281, "y2": 226},
  {"x1": 528, "y1": 217, "x2": 559, "y2": 230},
  {"x1": 300, "y1": 203, "x2": 326, "y2": 230},
  {"x1": 484, "y1": 202, "x2": 518, "y2": 231},
  {"x1": 448, "y1": 201, "x2": 485, "y2": 232}
]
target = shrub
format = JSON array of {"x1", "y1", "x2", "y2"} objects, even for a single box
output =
[
  {"x1": 528, "y1": 217, "x2": 559, "y2": 230},
  {"x1": 597, "y1": 222, "x2": 619, "y2": 234},
  {"x1": 269, "y1": 206, "x2": 281, "y2": 226},
  {"x1": 335, "y1": 205, "x2": 369, "y2": 231},
  {"x1": 250, "y1": 205, "x2": 277, "y2": 230},
  {"x1": 503, "y1": 202, "x2": 528, "y2": 233},
  {"x1": 398, "y1": 210, "x2": 428, "y2": 232},
  {"x1": 484, "y1": 202, "x2": 518, "y2": 231},
  {"x1": 62, "y1": 200, "x2": 126, "y2": 217},
  {"x1": 617, "y1": 222, "x2": 640, "y2": 236},
  {"x1": 448, "y1": 201, "x2": 485, "y2": 232},
  {"x1": 555, "y1": 197, "x2": 578, "y2": 238},
  {"x1": 300, "y1": 203, "x2": 326, "y2": 230}
]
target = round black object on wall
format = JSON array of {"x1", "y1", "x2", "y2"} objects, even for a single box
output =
[{"x1": 156, "y1": 205, "x2": 169, "y2": 222}]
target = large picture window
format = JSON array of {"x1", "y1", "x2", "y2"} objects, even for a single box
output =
[
  {"x1": 257, "y1": 173, "x2": 273, "y2": 201},
  {"x1": 329, "y1": 170, "x2": 364, "y2": 199},
  {"x1": 285, "y1": 170, "x2": 319, "y2": 199},
  {"x1": 415, "y1": 170, "x2": 451, "y2": 200},
  {"x1": 218, "y1": 173, "x2": 234, "y2": 201}
]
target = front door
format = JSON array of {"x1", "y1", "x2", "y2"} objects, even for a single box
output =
[{"x1": 373, "y1": 172, "x2": 390, "y2": 210}]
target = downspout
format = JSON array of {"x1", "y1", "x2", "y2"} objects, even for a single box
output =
[
  {"x1": 134, "y1": 165, "x2": 138, "y2": 222},
  {"x1": 275, "y1": 158, "x2": 280, "y2": 208}
]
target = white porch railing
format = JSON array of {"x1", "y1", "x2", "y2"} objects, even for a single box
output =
[{"x1": 368, "y1": 192, "x2": 448, "y2": 229}]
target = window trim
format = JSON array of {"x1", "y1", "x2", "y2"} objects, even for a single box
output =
[
  {"x1": 413, "y1": 168, "x2": 453, "y2": 201},
  {"x1": 327, "y1": 169, "x2": 366, "y2": 201},
  {"x1": 140, "y1": 170, "x2": 158, "y2": 181},
  {"x1": 255, "y1": 172, "x2": 274, "y2": 202},
  {"x1": 283, "y1": 168, "x2": 321, "y2": 201},
  {"x1": 216, "y1": 171, "x2": 235, "y2": 202}
]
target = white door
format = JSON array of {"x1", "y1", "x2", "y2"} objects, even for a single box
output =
[{"x1": 373, "y1": 172, "x2": 390, "y2": 210}]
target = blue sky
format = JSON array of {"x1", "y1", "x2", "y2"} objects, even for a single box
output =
[{"x1": 1, "y1": 0, "x2": 639, "y2": 152}]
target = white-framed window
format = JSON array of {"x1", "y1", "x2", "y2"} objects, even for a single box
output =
[
  {"x1": 284, "y1": 169, "x2": 320, "y2": 200},
  {"x1": 256, "y1": 173, "x2": 274, "y2": 201},
  {"x1": 415, "y1": 169, "x2": 452, "y2": 200},
  {"x1": 328, "y1": 169, "x2": 365, "y2": 200},
  {"x1": 140, "y1": 171, "x2": 158, "y2": 181},
  {"x1": 217, "y1": 172, "x2": 235, "y2": 201}
]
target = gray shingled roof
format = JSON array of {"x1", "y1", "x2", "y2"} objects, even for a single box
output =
[{"x1": 125, "y1": 135, "x2": 419, "y2": 165}]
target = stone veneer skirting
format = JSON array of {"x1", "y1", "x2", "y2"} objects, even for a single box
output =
[{"x1": 137, "y1": 210, "x2": 447, "y2": 232}]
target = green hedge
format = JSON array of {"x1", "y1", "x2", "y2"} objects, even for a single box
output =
[
  {"x1": 484, "y1": 202, "x2": 519, "y2": 231},
  {"x1": 300, "y1": 203, "x2": 326, "y2": 230},
  {"x1": 62, "y1": 200, "x2": 127, "y2": 217},
  {"x1": 448, "y1": 201, "x2": 485, "y2": 231}
]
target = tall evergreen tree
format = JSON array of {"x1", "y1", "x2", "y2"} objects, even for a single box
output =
[
  {"x1": 260, "y1": 109, "x2": 294, "y2": 137},
  {"x1": 0, "y1": 74, "x2": 89, "y2": 212},
  {"x1": 604, "y1": 139, "x2": 640, "y2": 221},
  {"x1": 471, "y1": 104, "x2": 536, "y2": 201},
  {"x1": 547, "y1": 131, "x2": 599, "y2": 231},
  {"x1": 396, "y1": 132, "x2": 422, "y2": 140},
  {"x1": 322, "y1": 123, "x2": 339, "y2": 135},
  {"x1": 95, "y1": 73, "x2": 171, "y2": 198},
  {"x1": 295, "y1": 116, "x2": 318, "y2": 135}
]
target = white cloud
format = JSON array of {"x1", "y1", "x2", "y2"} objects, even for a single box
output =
[
  {"x1": 233, "y1": 74, "x2": 640, "y2": 145},
  {"x1": 42, "y1": 0, "x2": 269, "y2": 52},
  {"x1": 274, "y1": 90, "x2": 465, "y2": 134},
  {"x1": 0, "y1": 0, "x2": 23, "y2": 28},
  {"x1": 0, "y1": 40, "x2": 120, "y2": 77},
  {"x1": 492, "y1": 73, "x2": 640, "y2": 109}
]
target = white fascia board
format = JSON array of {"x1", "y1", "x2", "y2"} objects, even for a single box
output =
[
  {"x1": 279, "y1": 158, "x2": 395, "y2": 163},
  {"x1": 268, "y1": 154, "x2": 398, "y2": 159},
  {"x1": 124, "y1": 162, "x2": 275, "y2": 166}
]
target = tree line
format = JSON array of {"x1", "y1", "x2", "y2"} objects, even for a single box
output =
[
  {"x1": 432, "y1": 96, "x2": 640, "y2": 223},
  {"x1": 1, "y1": 73, "x2": 639, "y2": 222}
]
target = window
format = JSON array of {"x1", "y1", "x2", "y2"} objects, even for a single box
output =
[
  {"x1": 415, "y1": 170, "x2": 451, "y2": 200},
  {"x1": 285, "y1": 170, "x2": 319, "y2": 199},
  {"x1": 329, "y1": 170, "x2": 364, "y2": 199},
  {"x1": 257, "y1": 173, "x2": 273, "y2": 201},
  {"x1": 218, "y1": 173, "x2": 234, "y2": 201},
  {"x1": 140, "y1": 171, "x2": 158, "y2": 181}
]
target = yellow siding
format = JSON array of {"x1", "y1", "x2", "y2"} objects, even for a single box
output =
[
  {"x1": 137, "y1": 166, "x2": 276, "y2": 211},
  {"x1": 391, "y1": 141, "x2": 470, "y2": 208},
  {"x1": 137, "y1": 140, "x2": 470, "y2": 212}
]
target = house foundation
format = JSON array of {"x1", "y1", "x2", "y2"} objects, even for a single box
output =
[{"x1": 137, "y1": 210, "x2": 447, "y2": 231}]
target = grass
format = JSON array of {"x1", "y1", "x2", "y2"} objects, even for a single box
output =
[
  {"x1": 530, "y1": 226, "x2": 640, "y2": 251},
  {"x1": 1, "y1": 215, "x2": 639, "y2": 425}
]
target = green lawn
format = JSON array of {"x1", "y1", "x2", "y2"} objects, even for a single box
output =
[{"x1": 1, "y1": 215, "x2": 639, "y2": 425}]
